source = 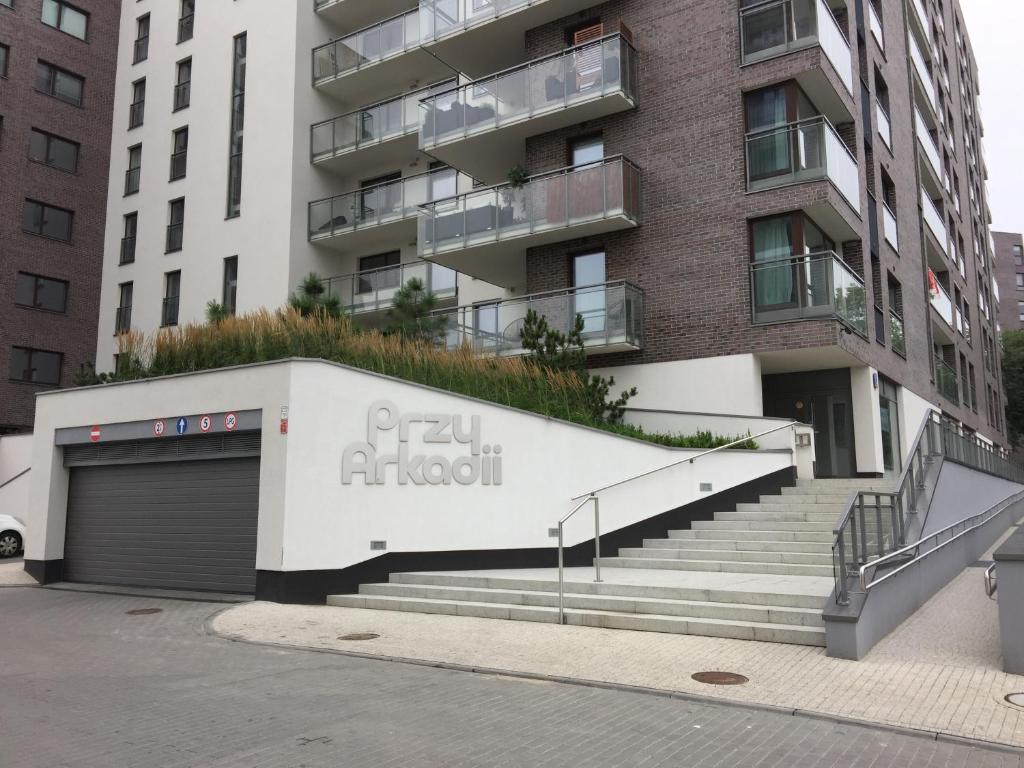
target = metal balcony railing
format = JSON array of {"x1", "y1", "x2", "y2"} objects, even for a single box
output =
[
  {"x1": 315, "y1": 261, "x2": 458, "y2": 314},
  {"x1": 124, "y1": 167, "x2": 140, "y2": 196},
  {"x1": 749, "y1": 251, "x2": 867, "y2": 337},
  {"x1": 115, "y1": 306, "x2": 132, "y2": 335},
  {"x1": 417, "y1": 155, "x2": 641, "y2": 257},
  {"x1": 909, "y1": 33, "x2": 938, "y2": 112},
  {"x1": 921, "y1": 188, "x2": 947, "y2": 253},
  {"x1": 177, "y1": 14, "x2": 194, "y2": 44},
  {"x1": 166, "y1": 223, "x2": 183, "y2": 253},
  {"x1": 311, "y1": 79, "x2": 456, "y2": 162},
  {"x1": 169, "y1": 150, "x2": 187, "y2": 181},
  {"x1": 173, "y1": 81, "x2": 191, "y2": 111},
  {"x1": 890, "y1": 310, "x2": 906, "y2": 357},
  {"x1": 133, "y1": 36, "x2": 149, "y2": 64},
  {"x1": 418, "y1": 0, "x2": 565, "y2": 43},
  {"x1": 161, "y1": 297, "x2": 179, "y2": 327},
  {"x1": 929, "y1": 275, "x2": 953, "y2": 326},
  {"x1": 914, "y1": 107, "x2": 942, "y2": 180},
  {"x1": 313, "y1": 9, "x2": 420, "y2": 84},
  {"x1": 120, "y1": 236, "x2": 136, "y2": 265},
  {"x1": 309, "y1": 167, "x2": 467, "y2": 241},
  {"x1": 128, "y1": 100, "x2": 145, "y2": 130},
  {"x1": 745, "y1": 116, "x2": 860, "y2": 212},
  {"x1": 436, "y1": 280, "x2": 644, "y2": 356},
  {"x1": 739, "y1": 0, "x2": 853, "y2": 94},
  {"x1": 419, "y1": 33, "x2": 638, "y2": 149},
  {"x1": 934, "y1": 356, "x2": 959, "y2": 404}
]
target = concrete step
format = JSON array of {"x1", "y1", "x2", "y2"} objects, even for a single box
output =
[
  {"x1": 795, "y1": 479, "x2": 892, "y2": 490},
  {"x1": 328, "y1": 593, "x2": 826, "y2": 646},
  {"x1": 642, "y1": 538, "x2": 832, "y2": 554},
  {"x1": 736, "y1": 502, "x2": 844, "y2": 514},
  {"x1": 596, "y1": 556, "x2": 834, "y2": 578},
  {"x1": 617, "y1": 547, "x2": 832, "y2": 566},
  {"x1": 772, "y1": 491, "x2": 856, "y2": 503},
  {"x1": 388, "y1": 571, "x2": 828, "y2": 609},
  {"x1": 714, "y1": 510, "x2": 840, "y2": 524},
  {"x1": 669, "y1": 528, "x2": 834, "y2": 543},
  {"x1": 352, "y1": 582, "x2": 825, "y2": 627},
  {"x1": 692, "y1": 519, "x2": 835, "y2": 532}
]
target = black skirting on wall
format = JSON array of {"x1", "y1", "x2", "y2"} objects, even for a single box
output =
[
  {"x1": 257, "y1": 466, "x2": 798, "y2": 604},
  {"x1": 23, "y1": 558, "x2": 64, "y2": 585}
]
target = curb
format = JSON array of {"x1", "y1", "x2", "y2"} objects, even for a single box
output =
[{"x1": 202, "y1": 607, "x2": 1024, "y2": 756}]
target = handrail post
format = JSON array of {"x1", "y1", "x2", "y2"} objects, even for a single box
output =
[
  {"x1": 557, "y1": 521, "x2": 565, "y2": 625},
  {"x1": 592, "y1": 494, "x2": 602, "y2": 583}
]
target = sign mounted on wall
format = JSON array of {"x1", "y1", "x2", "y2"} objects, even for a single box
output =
[
  {"x1": 199, "y1": 415, "x2": 213, "y2": 433},
  {"x1": 342, "y1": 400, "x2": 503, "y2": 486},
  {"x1": 153, "y1": 420, "x2": 165, "y2": 437},
  {"x1": 224, "y1": 412, "x2": 238, "y2": 431},
  {"x1": 89, "y1": 425, "x2": 101, "y2": 443},
  {"x1": 176, "y1": 417, "x2": 188, "y2": 436}
]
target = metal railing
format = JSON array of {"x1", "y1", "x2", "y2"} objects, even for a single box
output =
[
  {"x1": 161, "y1": 297, "x2": 179, "y2": 327},
  {"x1": 417, "y1": 155, "x2": 641, "y2": 257},
  {"x1": 554, "y1": 421, "x2": 802, "y2": 624},
  {"x1": 934, "y1": 355, "x2": 959, "y2": 404},
  {"x1": 115, "y1": 306, "x2": 132, "y2": 335},
  {"x1": 419, "y1": 0, "x2": 562, "y2": 43},
  {"x1": 985, "y1": 562, "x2": 997, "y2": 598},
  {"x1": 890, "y1": 310, "x2": 906, "y2": 357},
  {"x1": 929, "y1": 275, "x2": 953, "y2": 326},
  {"x1": 173, "y1": 81, "x2": 191, "y2": 111},
  {"x1": 133, "y1": 36, "x2": 149, "y2": 64},
  {"x1": 166, "y1": 222, "x2": 183, "y2": 253},
  {"x1": 745, "y1": 115, "x2": 860, "y2": 212},
  {"x1": 169, "y1": 150, "x2": 187, "y2": 181},
  {"x1": 315, "y1": 261, "x2": 458, "y2": 314},
  {"x1": 921, "y1": 188, "x2": 947, "y2": 254},
  {"x1": 914, "y1": 106, "x2": 942, "y2": 181},
  {"x1": 749, "y1": 251, "x2": 867, "y2": 337},
  {"x1": 129, "y1": 100, "x2": 145, "y2": 130},
  {"x1": 313, "y1": 9, "x2": 420, "y2": 84},
  {"x1": 419, "y1": 33, "x2": 638, "y2": 149},
  {"x1": 909, "y1": 32, "x2": 937, "y2": 112},
  {"x1": 833, "y1": 413, "x2": 1024, "y2": 604},
  {"x1": 124, "y1": 167, "x2": 140, "y2": 196},
  {"x1": 177, "y1": 13, "x2": 194, "y2": 44},
  {"x1": 437, "y1": 281, "x2": 644, "y2": 356},
  {"x1": 119, "y1": 235, "x2": 136, "y2": 265}
]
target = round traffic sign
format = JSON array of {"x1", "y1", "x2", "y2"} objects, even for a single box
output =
[
  {"x1": 89, "y1": 425, "x2": 101, "y2": 443},
  {"x1": 224, "y1": 412, "x2": 238, "y2": 432},
  {"x1": 199, "y1": 414, "x2": 212, "y2": 433},
  {"x1": 153, "y1": 420, "x2": 166, "y2": 437}
]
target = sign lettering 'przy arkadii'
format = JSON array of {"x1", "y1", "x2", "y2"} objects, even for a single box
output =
[{"x1": 342, "y1": 400, "x2": 503, "y2": 486}]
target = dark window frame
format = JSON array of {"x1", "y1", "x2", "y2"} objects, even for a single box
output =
[
  {"x1": 9, "y1": 346, "x2": 64, "y2": 386},
  {"x1": 166, "y1": 198, "x2": 185, "y2": 253},
  {"x1": 14, "y1": 271, "x2": 69, "y2": 314},
  {"x1": 173, "y1": 57, "x2": 191, "y2": 111},
  {"x1": 169, "y1": 125, "x2": 188, "y2": 181},
  {"x1": 21, "y1": 198, "x2": 74, "y2": 242},
  {"x1": 40, "y1": 0, "x2": 89, "y2": 42},
  {"x1": 34, "y1": 60, "x2": 84, "y2": 107},
  {"x1": 28, "y1": 127, "x2": 80, "y2": 173},
  {"x1": 223, "y1": 256, "x2": 238, "y2": 315},
  {"x1": 226, "y1": 32, "x2": 246, "y2": 218}
]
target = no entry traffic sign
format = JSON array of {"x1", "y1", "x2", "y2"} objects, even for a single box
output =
[{"x1": 89, "y1": 425, "x2": 101, "y2": 443}]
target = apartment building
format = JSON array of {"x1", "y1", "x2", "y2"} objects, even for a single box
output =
[
  {"x1": 97, "y1": 0, "x2": 1006, "y2": 477},
  {"x1": 0, "y1": 0, "x2": 119, "y2": 432},
  {"x1": 994, "y1": 231, "x2": 1024, "y2": 332}
]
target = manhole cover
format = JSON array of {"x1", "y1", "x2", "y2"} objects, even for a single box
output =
[
  {"x1": 124, "y1": 608, "x2": 163, "y2": 616},
  {"x1": 692, "y1": 671, "x2": 748, "y2": 686},
  {"x1": 1005, "y1": 693, "x2": 1024, "y2": 707},
  {"x1": 338, "y1": 632, "x2": 379, "y2": 641}
]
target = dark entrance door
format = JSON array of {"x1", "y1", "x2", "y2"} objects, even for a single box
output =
[{"x1": 763, "y1": 369, "x2": 856, "y2": 477}]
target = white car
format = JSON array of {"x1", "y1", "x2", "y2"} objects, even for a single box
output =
[{"x1": 0, "y1": 514, "x2": 25, "y2": 558}]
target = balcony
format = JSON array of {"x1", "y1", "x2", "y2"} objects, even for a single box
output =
[
  {"x1": 311, "y1": 80, "x2": 455, "y2": 175},
  {"x1": 418, "y1": 33, "x2": 638, "y2": 183},
  {"x1": 417, "y1": 156, "x2": 641, "y2": 287},
  {"x1": 313, "y1": 0, "x2": 417, "y2": 33},
  {"x1": 914, "y1": 107, "x2": 942, "y2": 187},
  {"x1": 934, "y1": 356, "x2": 959, "y2": 405},
  {"x1": 309, "y1": 167, "x2": 471, "y2": 253},
  {"x1": 890, "y1": 310, "x2": 906, "y2": 357},
  {"x1": 745, "y1": 116, "x2": 861, "y2": 214},
  {"x1": 317, "y1": 260, "x2": 458, "y2": 318},
  {"x1": 876, "y1": 101, "x2": 891, "y2": 150},
  {"x1": 739, "y1": 0, "x2": 854, "y2": 97},
  {"x1": 928, "y1": 271, "x2": 953, "y2": 328},
  {"x1": 881, "y1": 200, "x2": 898, "y2": 252},
  {"x1": 920, "y1": 188, "x2": 948, "y2": 256},
  {"x1": 436, "y1": 281, "x2": 643, "y2": 357},
  {"x1": 749, "y1": 251, "x2": 867, "y2": 337},
  {"x1": 867, "y1": 2, "x2": 883, "y2": 52},
  {"x1": 909, "y1": 34, "x2": 938, "y2": 115},
  {"x1": 909, "y1": 0, "x2": 929, "y2": 42}
]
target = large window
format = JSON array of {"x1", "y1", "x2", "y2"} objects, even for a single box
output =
[
  {"x1": 745, "y1": 82, "x2": 821, "y2": 183},
  {"x1": 129, "y1": 78, "x2": 146, "y2": 129},
  {"x1": 121, "y1": 212, "x2": 137, "y2": 265},
  {"x1": 34, "y1": 61, "x2": 84, "y2": 106},
  {"x1": 166, "y1": 198, "x2": 185, "y2": 252},
  {"x1": 1015, "y1": 244, "x2": 1023, "y2": 266},
  {"x1": 162, "y1": 271, "x2": 181, "y2": 327},
  {"x1": 222, "y1": 256, "x2": 238, "y2": 315},
  {"x1": 750, "y1": 212, "x2": 835, "y2": 309},
  {"x1": 134, "y1": 14, "x2": 150, "y2": 63},
  {"x1": 116, "y1": 283, "x2": 133, "y2": 334},
  {"x1": 226, "y1": 33, "x2": 246, "y2": 217},
  {"x1": 0, "y1": 43, "x2": 8, "y2": 78},
  {"x1": 29, "y1": 128, "x2": 79, "y2": 173},
  {"x1": 41, "y1": 0, "x2": 88, "y2": 40},
  {"x1": 570, "y1": 134, "x2": 604, "y2": 167},
  {"x1": 125, "y1": 144, "x2": 141, "y2": 195},
  {"x1": 357, "y1": 251, "x2": 400, "y2": 294},
  {"x1": 174, "y1": 58, "x2": 191, "y2": 111},
  {"x1": 22, "y1": 199, "x2": 73, "y2": 241},
  {"x1": 170, "y1": 126, "x2": 188, "y2": 181},
  {"x1": 572, "y1": 250, "x2": 607, "y2": 334},
  {"x1": 178, "y1": 0, "x2": 194, "y2": 44},
  {"x1": 9, "y1": 347, "x2": 63, "y2": 385},
  {"x1": 15, "y1": 272, "x2": 68, "y2": 313}
]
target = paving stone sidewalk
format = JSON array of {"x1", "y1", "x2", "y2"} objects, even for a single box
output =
[
  {"x1": 0, "y1": 560, "x2": 36, "y2": 586},
  {"x1": 214, "y1": 567, "x2": 1024, "y2": 748}
]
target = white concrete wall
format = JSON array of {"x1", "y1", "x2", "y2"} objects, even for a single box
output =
[
  {"x1": 0, "y1": 433, "x2": 34, "y2": 526},
  {"x1": 897, "y1": 385, "x2": 939, "y2": 460},
  {"x1": 592, "y1": 355, "x2": 765, "y2": 416},
  {"x1": 851, "y1": 366, "x2": 884, "y2": 475}
]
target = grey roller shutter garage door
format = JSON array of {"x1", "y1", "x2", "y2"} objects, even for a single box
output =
[{"x1": 64, "y1": 457, "x2": 260, "y2": 594}]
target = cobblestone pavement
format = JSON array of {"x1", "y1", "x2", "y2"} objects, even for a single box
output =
[{"x1": 1, "y1": 587, "x2": 1020, "y2": 767}]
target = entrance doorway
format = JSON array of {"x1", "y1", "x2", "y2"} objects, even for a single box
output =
[
  {"x1": 763, "y1": 369, "x2": 856, "y2": 477},
  {"x1": 878, "y1": 377, "x2": 902, "y2": 475}
]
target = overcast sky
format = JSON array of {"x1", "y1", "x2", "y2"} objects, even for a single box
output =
[{"x1": 959, "y1": 1, "x2": 1024, "y2": 235}]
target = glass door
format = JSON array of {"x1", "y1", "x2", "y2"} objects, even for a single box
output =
[{"x1": 573, "y1": 250, "x2": 606, "y2": 336}]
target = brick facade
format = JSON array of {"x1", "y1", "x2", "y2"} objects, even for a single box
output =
[{"x1": 993, "y1": 231, "x2": 1024, "y2": 332}]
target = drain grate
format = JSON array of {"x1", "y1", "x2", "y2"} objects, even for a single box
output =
[
  {"x1": 125, "y1": 608, "x2": 163, "y2": 616},
  {"x1": 338, "y1": 632, "x2": 379, "y2": 641},
  {"x1": 692, "y1": 671, "x2": 749, "y2": 686},
  {"x1": 1005, "y1": 693, "x2": 1024, "y2": 707}
]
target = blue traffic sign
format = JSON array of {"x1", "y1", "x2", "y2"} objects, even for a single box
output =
[{"x1": 176, "y1": 417, "x2": 188, "y2": 435}]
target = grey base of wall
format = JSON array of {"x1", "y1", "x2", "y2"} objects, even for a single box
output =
[
  {"x1": 257, "y1": 467, "x2": 798, "y2": 604},
  {"x1": 24, "y1": 558, "x2": 64, "y2": 584}
]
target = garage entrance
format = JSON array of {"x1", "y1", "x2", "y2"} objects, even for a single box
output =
[{"x1": 62, "y1": 434, "x2": 261, "y2": 595}]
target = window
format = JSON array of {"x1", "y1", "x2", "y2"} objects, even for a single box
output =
[
  {"x1": 222, "y1": 256, "x2": 238, "y2": 315},
  {"x1": 134, "y1": 14, "x2": 150, "y2": 64},
  {"x1": 125, "y1": 144, "x2": 141, "y2": 195},
  {"x1": 569, "y1": 134, "x2": 604, "y2": 167},
  {"x1": 41, "y1": 0, "x2": 87, "y2": 40},
  {"x1": 173, "y1": 58, "x2": 191, "y2": 111},
  {"x1": 357, "y1": 251, "x2": 400, "y2": 294},
  {"x1": 120, "y1": 212, "x2": 137, "y2": 265},
  {"x1": 129, "y1": 78, "x2": 145, "y2": 129},
  {"x1": 9, "y1": 347, "x2": 63, "y2": 385},
  {"x1": 178, "y1": 0, "x2": 194, "y2": 44},
  {"x1": 162, "y1": 271, "x2": 181, "y2": 327},
  {"x1": 22, "y1": 199, "x2": 72, "y2": 241},
  {"x1": 1015, "y1": 245, "x2": 1024, "y2": 266},
  {"x1": 29, "y1": 128, "x2": 79, "y2": 173},
  {"x1": 115, "y1": 283, "x2": 133, "y2": 334},
  {"x1": 15, "y1": 272, "x2": 68, "y2": 313},
  {"x1": 34, "y1": 61, "x2": 84, "y2": 106},
  {"x1": 170, "y1": 127, "x2": 188, "y2": 181},
  {"x1": 1017, "y1": 274, "x2": 1024, "y2": 291},
  {"x1": 226, "y1": 33, "x2": 246, "y2": 217},
  {"x1": 166, "y1": 198, "x2": 184, "y2": 252},
  {"x1": 0, "y1": 44, "x2": 8, "y2": 78},
  {"x1": 1018, "y1": 300, "x2": 1024, "y2": 322},
  {"x1": 572, "y1": 250, "x2": 607, "y2": 334}
]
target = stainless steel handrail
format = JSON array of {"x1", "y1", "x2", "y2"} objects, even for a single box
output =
[
  {"x1": 0, "y1": 467, "x2": 30, "y2": 492},
  {"x1": 985, "y1": 563, "x2": 997, "y2": 599}
]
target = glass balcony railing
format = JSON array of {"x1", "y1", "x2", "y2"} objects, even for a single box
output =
[
  {"x1": 920, "y1": 188, "x2": 947, "y2": 254},
  {"x1": 419, "y1": 0, "x2": 569, "y2": 44},
  {"x1": 313, "y1": 10, "x2": 420, "y2": 84},
  {"x1": 436, "y1": 280, "x2": 643, "y2": 356},
  {"x1": 745, "y1": 116, "x2": 860, "y2": 212},
  {"x1": 929, "y1": 273, "x2": 953, "y2": 326},
  {"x1": 739, "y1": 0, "x2": 853, "y2": 94},
  {"x1": 419, "y1": 33, "x2": 638, "y2": 149},
  {"x1": 909, "y1": 34, "x2": 938, "y2": 113},
  {"x1": 312, "y1": 79, "x2": 456, "y2": 162},
  {"x1": 418, "y1": 155, "x2": 641, "y2": 257},
  {"x1": 914, "y1": 107, "x2": 942, "y2": 180},
  {"x1": 316, "y1": 261, "x2": 458, "y2": 315},
  {"x1": 749, "y1": 251, "x2": 867, "y2": 336},
  {"x1": 309, "y1": 167, "x2": 466, "y2": 241},
  {"x1": 909, "y1": 0, "x2": 929, "y2": 37},
  {"x1": 882, "y1": 200, "x2": 898, "y2": 252},
  {"x1": 890, "y1": 310, "x2": 906, "y2": 357},
  {"x1": 867, "y1": 2, "x2": 883, "y2": 51},
  {"x1": 876, "y1": 100, "x2": 892, "y2": 149},
  {"x1": 934, "y1": 356, "x2": 959, "y2": 405}
]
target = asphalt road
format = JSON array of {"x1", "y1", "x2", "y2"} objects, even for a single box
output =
[{"x1": 0, "y1": 587, "x2": 1019, "y2": 768}]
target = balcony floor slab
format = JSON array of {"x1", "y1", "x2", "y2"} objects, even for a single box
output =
[
  {"x1": 313, "y1": 131, "x2": 420, "y2": 178},
  {"x1": 310, "y1": 216, "x2": 417, "y2": 256},
  {"x1": 315, "y1": 48, "x2": 454, "y2": 110},
  {"x1": 315, "y1": 0, "x2": 417, "y2": 33}
]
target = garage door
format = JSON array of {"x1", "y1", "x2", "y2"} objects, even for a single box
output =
[{"x1": 64, "y1": 457, "x2": 260, "y2": 594}]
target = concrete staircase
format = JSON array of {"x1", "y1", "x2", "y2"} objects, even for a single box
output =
[{"x1": 329, "y1": 478, "x2": 890, "y2": 646}]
